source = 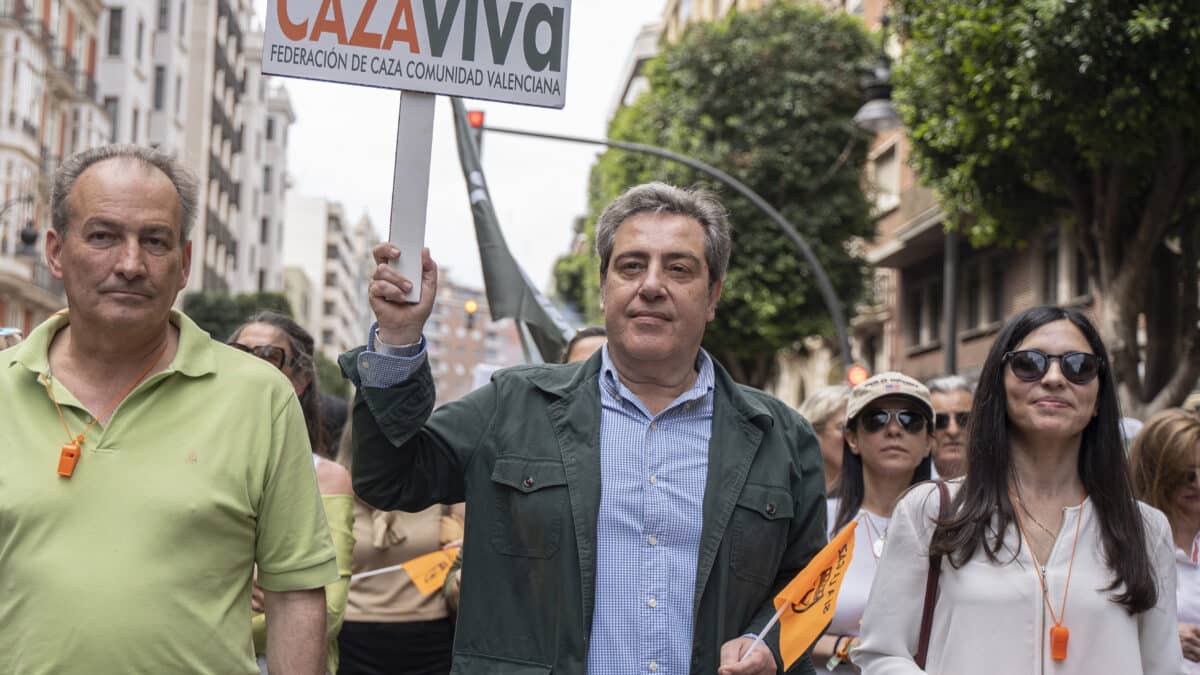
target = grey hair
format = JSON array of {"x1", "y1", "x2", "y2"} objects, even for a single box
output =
[
  {"x1": 926, "y1": 374, "x2": 976, "y2": 396},
  {"x1": 797, "y1": 385, "x2": 851, "y2": 429},
  {"x1": 595, "y1": 182, "x2": 732, "y2": 286},
  {"x1": 52, "y1": 144, "x2": 199, "y2": 242}
]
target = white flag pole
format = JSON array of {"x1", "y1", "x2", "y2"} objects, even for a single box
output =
[{"x1": 740, "y1": 602, "x2": 788, "y2": 662}]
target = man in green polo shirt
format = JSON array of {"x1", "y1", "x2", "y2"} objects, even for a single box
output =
[{"x1": 0, "y1": 145, "x2": 338, "y2": 674}]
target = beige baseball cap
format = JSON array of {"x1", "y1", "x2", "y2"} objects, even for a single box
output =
[{"x1": 845, "y1": 371, "x2": 934, "y2": 425}]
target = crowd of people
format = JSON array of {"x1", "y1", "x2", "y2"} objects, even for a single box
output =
[{"x1": 2, "y1": 142, "x2": 1199, "y2": 675}]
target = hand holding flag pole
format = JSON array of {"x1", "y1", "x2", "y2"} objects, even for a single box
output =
[{"x1": 739, "y1": 522, "x2": 858, "y2": 669}]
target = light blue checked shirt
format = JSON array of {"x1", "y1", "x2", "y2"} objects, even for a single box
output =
[
  {"x1": 589, "y1": 344, "x2": 713, "y2": 675},
  {"x1": 356, "y1": 329, "x2": 716, "y2": 675}
]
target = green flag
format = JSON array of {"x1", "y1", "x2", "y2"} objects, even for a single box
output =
[{"x1": 450, "y1": 98, "x2": 573, "y2": 363}]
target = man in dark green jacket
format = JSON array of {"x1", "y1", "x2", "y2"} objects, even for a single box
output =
[{"x1": 343, "y1": 183, "x2": 826, "y2": 674}]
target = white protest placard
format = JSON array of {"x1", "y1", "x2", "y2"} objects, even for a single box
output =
[
  {"x1": 262, "y1": 0, "x2": 571, "y2": 109},
  {"x1": 263, "y1": 0, "x2": 571, "y2": 301}
]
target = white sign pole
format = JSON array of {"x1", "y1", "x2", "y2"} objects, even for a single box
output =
[{"x1": 389, "y1": 92, "x2": 436, "y2": 303}]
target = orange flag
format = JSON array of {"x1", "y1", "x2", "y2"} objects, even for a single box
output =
[
  {"x1": 399, "y1": 548, "x2": 460, "y2": 596},
  {"x1": 774, "y1": 521, "x2": 857, "y2": 669}
]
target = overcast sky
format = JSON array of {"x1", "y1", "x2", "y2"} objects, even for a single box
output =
[{"x1": 251, "y1": 0, "x2": 667, "y2": 290}]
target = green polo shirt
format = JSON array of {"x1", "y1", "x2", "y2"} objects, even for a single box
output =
[{"x1": 0, "y1": 310, "x2": 338, "y2": 675}]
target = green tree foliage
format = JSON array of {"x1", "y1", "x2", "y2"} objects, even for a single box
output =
[
  {"x1": 182, "y1": 291, "x2": 293, "y2": 342},
  {"x1": 895, "y1": 0, "x2": 1200, "y2": 416},
  {"x1": 316, "y1": 351, "x2": 350, "y2": 399},
  {"x1": 553, "y1": 1, "x2": 876, "y2": 387}
]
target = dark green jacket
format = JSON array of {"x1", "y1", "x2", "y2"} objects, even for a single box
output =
[{"x1": 341, "y1": 347, "x2": 825, "y2": 674}]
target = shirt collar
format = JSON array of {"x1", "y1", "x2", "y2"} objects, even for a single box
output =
[
  {"x1": 1177, "y1": 533, "x2": 1200, "y2": 567},
  {"x1": 599, "y1": 343, "x2": 715, "y2": 407},
  {"x1": 9, "y1": 309, "x2": 217, "y2": 379}
]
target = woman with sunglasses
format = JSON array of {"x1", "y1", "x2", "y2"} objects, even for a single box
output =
[
  {"x1": 854, "y1": 306, "x2": 1181, "y2": 674},
  {"x1": 228, "y1": 311, "x2": 355, "y2": 675},
  {"x1": 815, "y1": 372, "x2": 933, "y2": 673},
  {"x1": 1131, "y1": 408, "x2": 1200, "y2": 672}
]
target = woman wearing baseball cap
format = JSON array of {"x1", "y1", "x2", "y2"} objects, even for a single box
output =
[{"x1": 814, "y1": 372, "x2": 934, "y2": 673}]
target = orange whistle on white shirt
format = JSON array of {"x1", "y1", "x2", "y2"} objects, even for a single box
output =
[
  {"x1": 1050, "y1": 625, "x2": 1069, "y2": 661},
  {"x1": 57, "y1": 442, "x2": 81, "y2": 478}
]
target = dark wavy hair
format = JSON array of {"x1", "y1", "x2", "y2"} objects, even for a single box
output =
[
  {"x1": 833, "y1": 406, "x2": 933, "y2": 532},
  {"x1": 929, "y1": 305, "x2": 1156, "y2": 614},
  {"x1": 229, "y1": 311, "x2": 329, "y2": 458}
]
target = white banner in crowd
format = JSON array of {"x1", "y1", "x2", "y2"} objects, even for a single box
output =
[{"x1": 262, "y1": 0, "x2": 571, "y2": 109}]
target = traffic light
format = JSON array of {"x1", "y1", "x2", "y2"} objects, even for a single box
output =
[
  {"x1": 467, "y1": 110, "x2": 485, "y2": 157},
  {"x1": 847, "y1": 364, "x2": 870, "y2": 387},
  {"x1": 464, "y1": 299, "x2": 479, "y2": 330}
]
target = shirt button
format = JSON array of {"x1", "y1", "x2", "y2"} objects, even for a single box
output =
[
  {"x1": 522, "y1": 477, "x2": 534, "y2": 488},
  {"x1": 766, "y1": 503, "x2": 777, "y2": 516},
  {"x1": 648, "y1": 534, "x2": 657, "y2": 546},
  {"x1": 649, "y1": 422, "x2": 657, "y2": 431},
  {"x1": 360, "y1": 359, "x2": 370, "y2": 369},
  {"x1": 649, "y1": 661, "x2": 658, "y2": 672},
  {"x1": 649, "y1": 474, "x2": 657, "y2": 485},
  {"x1": 648, "y1": 597, "x2": 657, "y2": 608}
]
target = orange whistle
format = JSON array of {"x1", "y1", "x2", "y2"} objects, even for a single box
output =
[
  {"x1": 57, "y1": 442, "x2": 81, "y2": 478},
  {"x1": 1049, "y1": 625, "x2": 1069, "y2": 661}
]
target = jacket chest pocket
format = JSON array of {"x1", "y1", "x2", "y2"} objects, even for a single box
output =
[
  {"x1": 490, "y1": 456, "x2": 569, "y2": 559},
  {"x1": 730, "y1": 483, "x2": 794, "y2": 586}
]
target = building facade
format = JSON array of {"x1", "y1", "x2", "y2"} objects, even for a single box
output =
[
  {"x1": 281, "y1": 194, "x2": 378, "y2": 362},
  {"x1": 425, "y1": 270, "x2": 525, "y2": 408},
  {"x1": 96, "y1": 0, "x2": 292, "y2": 295},
  {"x1": 0, "y1": 0, "x2": 109, "y2": 333}
]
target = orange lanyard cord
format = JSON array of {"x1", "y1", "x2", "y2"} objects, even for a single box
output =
[
  {"x1": 1010, "y1": 488, "x2": 1086, "y2": 627},
  {"x1": 43, "y1": 339, "x2": 168, "y2": 445}
]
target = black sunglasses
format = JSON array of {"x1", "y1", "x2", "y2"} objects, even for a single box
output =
[
  {"x1": 934, "y1": 411, "x2": 969, "y2": 430},
  {"x1": 859, "y1": 408, "x2": 928, "y2": 434},
  {"x1": 1003, "y1": 349, "x2": 1103, "y2": 385},
  {"x1": 229, "y1": 342, "x2": 289, "y2": 370}
]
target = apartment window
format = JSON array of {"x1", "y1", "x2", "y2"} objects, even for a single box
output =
[
  {"x1": 152, "y1": 66, "x2": 165, "y2": 110},
  {"x1": 965, "y1": 264, "x2": 981, "y2": 329},
  {"x1": 989, "y1": 263, "x2": 1006, "y2": 323},
  {"x1": 929, "y1": 278, "x2": 944, "y2": 344},
  {"x1": 323, "y1": 302, "x2": 335, "y2": 316},
  {"x1": 136, "y1": 19, "x2": 144, "y2": 63},
  {"x1": 174, "y1": 74, "x2": 182, "y2": 114},
  {"x1": 260, "y1": 218, "x2": 269, "y2": 244},
  {"x1": 907, "y1": 286, "x2": 923, "y2": 347},
  {"x1": 322, "y1": 330, "x2": 333, "y2": 346},
  {"x1": 103, "y1": 96, "x2": 118, "y2": 142},
  {"x1": 257, "y1": 270, "x2": 266, "y2": 292},
  {"x1": 263, "y1": 166, "x2": 272, "y2": 193},
  {"x1": 131, "y1": 107, "x2": 140, "y2": 143},
  {"x1": 156, "y1": 0, "x2": 168, "y2": 30},
  {"x1": 1042, "y1": 232, "x2": 1060, "y2": 304},
  {"x1": 178, "y1": 0, "x2": 186, "y2": 38},
  {"x1": 106, "y1": 8, "x2": 123, "y2": 57},
  {"x1": 872, "y1": 145, "x2": 901, "y2": 213},
  {"x1": 265, "y1": 117, "x2": 275, "y2": 141},
  {"x1": 326, "y1": 244, "x2": 337, "y2": 260}
]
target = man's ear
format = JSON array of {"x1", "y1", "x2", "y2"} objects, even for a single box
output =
[
  {"x1": 45, "y1": 228, "x2": 65, "y2": 280},
  {"x1": 179, "y1": 239, "x2": 192, "y2": 290},
  {"x1": 706, "y1": 278, "x2": 723, "y2": 321}
]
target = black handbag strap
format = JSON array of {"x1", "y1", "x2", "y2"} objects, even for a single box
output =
[{"x1": 914, "y1": 480, "x2": 951, "y2": 669}]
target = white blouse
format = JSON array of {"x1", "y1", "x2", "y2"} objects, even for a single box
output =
[
  {"x1": 1175, "y1": 537, "x2": 1200, "y2": 674},
  {"x1": 852, "y1": 481, "x2": 1183, "y2": 675},
  {"x1": 818, "y1": 498, "x2": 889, "y2": 674}
]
